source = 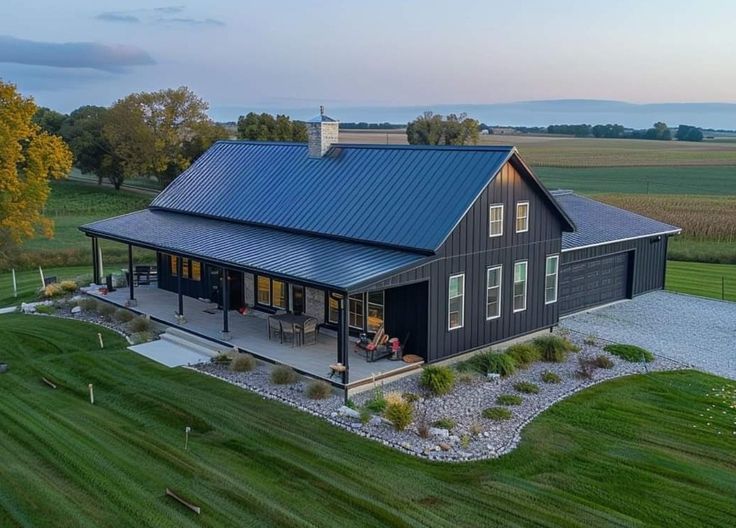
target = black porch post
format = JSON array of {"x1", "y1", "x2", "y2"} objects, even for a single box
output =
[
  {"x1": 127, "y1": 244, "x2": 136, "y2": 306},
  {"x1": 338, "y1": 294, "x2": 350, "y2": 389},
  {"x1": 177, "y1": 256, "x2": 184, "y2": 320},
  {"x1": 221, "y1": 268, "x2": 230, "y2": 339},
  {"x1": 91, "y1": 237, "x2": 99, "y2": 284}
]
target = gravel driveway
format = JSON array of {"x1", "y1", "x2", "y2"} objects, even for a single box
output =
[{"x1": 561, "y1": 291, "x2": 736, "y2": 380}]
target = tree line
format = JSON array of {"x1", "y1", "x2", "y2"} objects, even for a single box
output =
[
  {"x1": 406, "y1": 112, "x2": 480, "y2": 145},
  {"x1": 546, "y1": 122, "x2": 703, "y2": 141}
]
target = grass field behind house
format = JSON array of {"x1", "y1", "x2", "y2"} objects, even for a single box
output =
[
  {"x1": 1, "y1": 314, "x2": 735, "y2": 527},
  {"x1": 0, "y1": 266, "x2": 91, "y2": 307},
  {"x1": 666, "y1": 261, "x2": 736, "y2": 301}
]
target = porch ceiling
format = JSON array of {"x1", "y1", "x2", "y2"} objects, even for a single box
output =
[{"x1": 80, "y1": 209, "x2": 426, "y2": 291}]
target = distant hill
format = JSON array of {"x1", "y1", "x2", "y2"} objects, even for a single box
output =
[{"x1": 212, "y1": 99, "x2": 736, "y2": 130}]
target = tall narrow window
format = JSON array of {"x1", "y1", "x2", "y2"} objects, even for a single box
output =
[
  {"x1": 367, "y1": 291, "x2": 385, "y2": 333},
  {"x1": 349, "y1": 294, "x2": 364, "y2": 329},
  {"x1": 545, "y1": 255, "x2": 559, "y2": 304},
  {"x1": 257, "y1": 276, "x2": 271, "y2": 305},
  {"x1": 170, "y1": 255, "x2": 179, "y2": 276},
  {"x1": 486, "y1": 266, "x2": 502, "y2": 319},
  {"x1": 448, "y1": 273, "x2": 465, "y2": 330},
  {"x1": 489, "y1": 204, "x2": 504, "y2": 237},
  {"x1": 190, "y1": 260, "x2": 201, "y2": 281},
  {"x1": 515, "y1": 201, "x2": 529, "y2": 233},
  {"x1": 513, "y1": 261, "x2": 528, "y2": 312},
  {"x1": 272, "y1": 280, "x2": 287, "y2": 309},
  {"x1": 328, "y1": 295, "x2": 339, "y2": 324},
  {"x1": 181, "y1": 258, "x2": 190, "y2": 279}
]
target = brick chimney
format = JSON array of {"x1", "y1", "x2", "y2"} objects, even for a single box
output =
[{"x1": 307, "y1": 106, "x2": 339, "y2": 158}]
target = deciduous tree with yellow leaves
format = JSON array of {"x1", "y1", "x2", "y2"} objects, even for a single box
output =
[{"x1": 0, "y1": 81, "x2": 72, "y2": 261}]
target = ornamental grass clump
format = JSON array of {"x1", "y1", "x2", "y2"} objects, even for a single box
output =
[
  {"x1": 541, "y1": 370, "x2": 561, "y2": 384},
  {"x1": 419, "y1": 365, "x2": 456, "y2": 396},
  {"x1": 127, "y1": 315, "x2": 151, "y2": 333},
  {"x1": 113, "y1": 309, "x2": 135, "y2": 323},
  {"x1": 98, "y1": 303, "x2": 116, "y2": 318},
  {"x1": 513, "y1": 381, "x2": 540, "y2": 394},
  {"x1": 432, "y1": 417, "x2": 456, "y2": 430},
  {"x1": 534, "y1": 335, "x2": 579, "y2": 363},
  {"x1": 365, "y1": 386, "x2": 387, "y2": 413},
  {"x1": 466, "y1": 350, "x2": 517, "y2": 377},
  {"x1": 604, "y1": 344, "x2": 654, "y2": 363},
  {"x1": 59, "y1": 280, "x2": 78, "y2": 293},
  {"x1": 595, "y1": 354, "x2": 615, "y2": 369},
  {"x1": 77, "y1": 298, "x2": 99, "y2": 311},
  {"x1": 496, "y1": 394, "x2": 523, "y2": 406},
  {"x1": 41, "y1": 283, "x2": 64, "y2": 299},
  {"x1": 231, "y1": 353, "x2": 256, "y2": 372},
  {"x1": 270, "y1": 364, "x2": 298, "y2": 385},
  {"x1": 505, "y1": 343, "x2": 541, "y2": 368},
  {"x1": 305, "y1": 380, "x2": 332, "y2": 400},
  {"x1": 383, "y1": 392, "x2": 413, "y2": 431},
  {"x1": 482, "y1": 407, "x2": 512, "y2": 421}
]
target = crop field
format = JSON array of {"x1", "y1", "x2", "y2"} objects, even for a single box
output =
[{"x1": 1, "y1": 314, "x2": 735, "y2": 527}]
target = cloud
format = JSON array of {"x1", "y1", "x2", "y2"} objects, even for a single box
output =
[
  {"x1": 95, "y1": 12, "x2": 140, "y2": 23},
  {"x1": 0, "y1": 36, "x2": 155, "y2": 73},
  {"x1": 156, "y1": 17, "x2": 225, "y2": 27},
  {"x1": 153, "y1": 5, "x2": 186, "y2": 14}
]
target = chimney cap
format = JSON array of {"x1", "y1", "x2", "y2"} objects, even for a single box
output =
[{"x1": 308, "y1": 106, "x2": 337, "y2": 123}]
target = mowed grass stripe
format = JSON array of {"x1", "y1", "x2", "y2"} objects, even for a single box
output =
[
  {"x1": 666, "y1": 260, "x2": 736, "y2": 301},
  {"x1": 1, "y1": 314, "x2": 735, "y2": 527}
]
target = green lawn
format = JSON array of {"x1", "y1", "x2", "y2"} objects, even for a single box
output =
[
  {"x1": 666, "y1": 260, "x2": 736, "y2": 301},
  {"x1": 535, "y1": 165, "x2": 736, "y2": 195},
  {"x1": 0, "y1": 265, "x2": 91, "y2": 307},
  {"x1": 1, "y1": 315, "x2": 734, "y2": 527}
]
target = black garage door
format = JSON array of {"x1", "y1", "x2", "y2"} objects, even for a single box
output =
[{"x1": 559, "y1": 252, "x2": 631, "y2": 315}]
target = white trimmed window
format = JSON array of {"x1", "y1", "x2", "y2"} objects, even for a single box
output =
[
  {"x1": 349, "y1": 294, "x2": 364, "y2": 329},
  {"x1": 545, "y1": 255, "x2": 559, "y2": 304},
  {"x1": 489, "y1": 204, "x2": 504, "y2": 237},
  {"x1": 515, "y1": 201, "x2": 529, "y2": 233},
  {"x1": 448, "y1": 273, "x2": 465, "y2": 330},
  {"x1": 513, "y1": 261, "x2": 528, "y2": 312},
  {"x1": 486, "y1": 266, "x2": 502, "y2": 320}
]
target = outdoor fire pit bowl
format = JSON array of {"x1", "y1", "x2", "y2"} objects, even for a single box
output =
[{"x1": 0, "y1": 363, "x2": 8, "y2": 374}]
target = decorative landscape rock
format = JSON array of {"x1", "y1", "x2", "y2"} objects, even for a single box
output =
[{"x1": 337, "y1": 405, "x2": 360, "y2": 419}]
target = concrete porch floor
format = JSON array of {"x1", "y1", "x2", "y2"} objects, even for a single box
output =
[{"x1": 89, "y1": 285, "x2": 421, "y2": 386}]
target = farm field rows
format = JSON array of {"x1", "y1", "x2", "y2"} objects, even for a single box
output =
[{"x1": 1, "y1": 314, "x2": 735, "y2": 527}]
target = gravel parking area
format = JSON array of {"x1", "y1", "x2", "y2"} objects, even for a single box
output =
[{"x1": 561, "y1": 291, "x2": 736, "y2": 380}]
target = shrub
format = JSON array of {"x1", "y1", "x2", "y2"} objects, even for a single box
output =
[
  {"x1": 98, "y1": 303, "x2": 116, "y2": 317},
  {"x1": 604, "y1": 344, "x2": 654, "y2": 363},
  {"x1": 456, "y1": 370, "x2": 481, "y2": 385},
  {"x1": 467, "y1": 351, "x2": 517, "y2": 377},
  {"x1": 130, "y1": 331, "x2": 154, "y2": 344},
  {"x1": 505, "y1": 343, "x2": 541, "y2": 368},
  {"x1": 594, "y1": 354, "x2": 614, "y2": 369},
  {"x1": 231, "y1": 353, "x2": 256, "y2": 372},
  {"x1": 419, "y1": 365, "x2": 455, "y2": 396},
  {"x1": 59, "y1": 280, "x2": 78, "y2": 293},
  {"x1": 383, "y1": 392, "x2": 413, "y2": 431},
  {"x1": 113, "y1": 309, "x2": 135, "y2": 323},
  {"x1": 77, "y1": 298, "x2": 99, "y2": 311},
  {"x1": 496, "y1": 394, "x2": 523, "y2": 406},
  {"x1": 541, "y1": 370, "x2": 561, "y2": 384},
  {"x1": 584, "y1": 334, "x2": 597, "y2": 346},
  {"x1": 534, "y1": 335, "x2": 579, "y2": 363},
  {"x1": 513, "y1": 381, "x2": 540, "y2": 394},
  {"x1": 402, "y1": 392, "x2": 419, "y2": 404},
  {"x1": 432, "y1": 417, "x2": 456, "y2": 430},
  {"x1": 127, "y1": 316, "x2": 151, "y2": 333},
  {"x1": 40, "y1": 283, "x2": 64, "y2": 298},
  {"x1": 460, "y1": 434, "x2": 471, "y2": 448},
  {"x1": 345, "y1": 398, "x2": 357, "y2": 410},
  {"x1": 270, "y1": 364, "x2": 298, "y2": 385},
  {"x1": 35, "y1": 304, "x2": 55, "y2": 315},
  {"x1": 305, "y1": 380, "x2": 332, "y2": 400},
  {"x1": 212, "y1": 352, "x2": 232, "y2": 365},
  {"x1": 469, "y1": 422, "x2": 483, "y2": 435},
  {"x1": 482, "y1": 407, "x2": 512, "y2": 421},
  {"x1": 575, "y1": 357, "x2": 596, "y2": 379},
  {"x1": 416, "y1": 416, "x2": 431, "y2": 438},
  {"x1": 359, "y1": 406, "x2": 372, "y2": 425},
  {"x1": 365, "y1": 386, "x2": 387, "y2": 413}
]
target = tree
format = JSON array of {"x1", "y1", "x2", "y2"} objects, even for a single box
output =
[
  {"x1": 592, "y1": 123, "x2": 625, "y2": 138},
  {"x1": 0, "y1": 81, "x2": 72, "y2": 258},
  {"x1": 59, "y1": 105, "x2": 111, "y2": 184},
  {"x1": 644, "y1": 122, "x2": 671, "y2": 141},
  {"x1": 676, "y1": 124, "x2": 703, "y2": 142},
  {"x1": 236, "y1": 112, "x2": 307, "y2": 142},
  {"x1": 547, "y1": 124, "x2": 592, "y2": 137},
  {"x1": 32, "y1": 106, "x2": 67, "y2": 136},
  {"x1": 406, "y1": 112, "x2": 480, "y2": 145},
  {"x1": 103, "y1": 86, "x2": 226, "y2": 188}
]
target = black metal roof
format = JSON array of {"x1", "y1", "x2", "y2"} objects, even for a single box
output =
[
  {"x1": 552, "y1": 191, "x2": 681, "y2": 250},
  {"x1": 80, "y1": 210, "x2": 425, "y2": 291},
  {"x1": 150, "y1": 141, "x2": 522, "y2": 252}
]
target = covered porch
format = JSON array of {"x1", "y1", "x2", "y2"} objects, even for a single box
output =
[{"x1": 90, "y1": 284, "x2": 422, "y2": 387}]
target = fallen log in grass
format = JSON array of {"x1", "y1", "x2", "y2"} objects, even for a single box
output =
[
  {"x1": 41, "y1": 377, "x2": 57, "y2": 389},
  {"x1": 165, "y1": 488, "x2": 201, "y2": 515}
]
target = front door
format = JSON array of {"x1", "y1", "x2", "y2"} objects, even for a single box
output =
[
  {"x1": 228, "y1": 270, "x2": 244, "y2": 310},
  {"x1": 291, "y1": 285, "x2": 305, "y2": 315},
  {"x1": 208, "y1": 267, "x2": 222, "y2": 307}
]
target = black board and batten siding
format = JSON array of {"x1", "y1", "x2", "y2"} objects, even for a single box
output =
[{"x1": 367, "y1": 161, "x2": 564, "y2": 362}]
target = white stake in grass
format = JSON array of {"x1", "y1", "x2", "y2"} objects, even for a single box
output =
[
  {"x1": 184, "y1": 426, "x2": 191, "y2": 451},
  {"x1": 11, "y1": 269, "x2": 17, "y2": 298},
  {"x1": 88, "y1": 384, "x2": 94, "y2": 405},
  {"x1": 38, "y1": 266, "x2": 45, "y2": 288},
  {"x1": 97, "y1": 332, "x2": 104, "y2": 349}
]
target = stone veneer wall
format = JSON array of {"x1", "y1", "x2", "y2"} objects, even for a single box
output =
[
  {"x1": 304, "y1": 287, "x2": 325, "y2": 323},
  {"x1": 243, "y1": 272, "x2": 255, "y2": 306}
]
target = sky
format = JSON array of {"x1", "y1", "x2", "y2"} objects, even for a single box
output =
[{"x1": 1, "y1": 0, "x2": 735, "y2": 121}]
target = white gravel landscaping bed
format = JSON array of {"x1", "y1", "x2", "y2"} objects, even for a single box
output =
[{"x1": 192, "y1": 331, "x2": 684, "y2": 462}]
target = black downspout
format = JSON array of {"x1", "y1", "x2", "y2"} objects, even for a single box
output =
[
  {"x1": 222, "y1": 268, "x2": 230, "y2": 339},
  {"x1": 177, "y1": 256, "x2": 183, "y2": 318},
  {"x1": 91, "y1": 237, "x2": 99, "y2": 284},
  {"x1": 128, "y1": 244, "x2": 136, "y2": 306}
]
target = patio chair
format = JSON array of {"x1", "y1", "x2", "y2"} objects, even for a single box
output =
[
  {"x1": 134, "y1": 265, "x2": 151, "y2": 286},
  {"x1": 268, "y1": 317, "x2": 282, "y2": 342},
  {"x1": 301, "y1": 318, "x2": 318, "y2": 345},
  {"x1": 280, "y1": 321, "x2": 300, "y2": 347}
]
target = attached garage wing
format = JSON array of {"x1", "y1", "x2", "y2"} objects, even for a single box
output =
[{"x1": 558, "y1": 252, "x2": 631, "y2": 315}]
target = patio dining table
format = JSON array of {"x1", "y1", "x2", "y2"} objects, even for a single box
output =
[{"x1": 268, "y1": 313, "x2": 312, "y2": 345}]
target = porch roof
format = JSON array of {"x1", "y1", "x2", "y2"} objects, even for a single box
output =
[{"x1": 80, "y1": 209, "x2": 426, "y2": 291}]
